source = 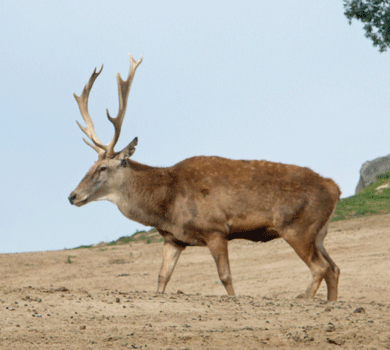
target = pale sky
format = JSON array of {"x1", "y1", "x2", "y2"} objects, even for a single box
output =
[{"x1": 1, "y1": 1, "x2": 389, "y2": 253}]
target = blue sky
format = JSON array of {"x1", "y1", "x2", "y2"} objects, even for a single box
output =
[{"x1": 1, "y1": 1, "x2": 389, "y2": 253}]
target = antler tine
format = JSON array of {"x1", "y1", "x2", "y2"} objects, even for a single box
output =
[
  {"x1": 105, "y1": 54, "x2": 143, "y2": 157},
  {"x1": 73, "y1": 66, "x2": 106, "y2": 158}
]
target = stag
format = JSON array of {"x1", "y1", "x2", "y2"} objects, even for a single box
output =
[{"x1": 69, "y1": 54, "x2": 341, "y2": 301}]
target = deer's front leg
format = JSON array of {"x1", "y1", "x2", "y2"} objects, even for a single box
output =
[
  {"x1": 207, "y1": 233, "x2": 235, "y2": 296},
  {"x1": 157, "y1": 240, "x2": 184, "y2": 293}
]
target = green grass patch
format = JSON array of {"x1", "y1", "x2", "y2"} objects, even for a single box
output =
[
  {"x1": 72, "y1": 228, "x2": 163, "y2": 250},
  {"x1": 66, "y1": 255, "x2": 76, "y2": 264},
  {"x1": 74, "y1": 244, "x2": 93, "y2": 249},
  {"x1": 333, "y1": 172, "x2": 390, "y2": 221},
  {"x1": 106, "y1": 228, "x2": 162, "y2": 245}
]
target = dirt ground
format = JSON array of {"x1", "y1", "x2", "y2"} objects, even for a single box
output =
[{"x1": 1, "y1": 214, "x2": 390, "y2": 349}]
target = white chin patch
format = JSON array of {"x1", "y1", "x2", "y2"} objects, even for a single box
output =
[{"x1": 100, "y1": 193, "x2": 123, "y2": 206}]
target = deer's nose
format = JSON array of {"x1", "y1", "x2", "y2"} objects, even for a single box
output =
[{"x1": 68, "y1": 193, "x2": 77, "y2": 205}]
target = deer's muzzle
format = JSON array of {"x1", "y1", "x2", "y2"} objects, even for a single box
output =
[{"x1": 68, "y1": 193, "x2": 77, "y2": 205}]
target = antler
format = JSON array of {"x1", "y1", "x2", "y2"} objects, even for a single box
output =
[
  {"x1": 74, "y1": 66, "x2": 106, "y2": 158},
  {"x1": 74, "y1": 54, "x2": 143, "y2": 159},
  {"x1": 105, "y1": 54, "x2": 143, "y2": 157}
]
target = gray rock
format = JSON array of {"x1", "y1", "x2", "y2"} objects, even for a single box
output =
[{"x1": 355, "y1": 155, "x2": 390, "y2": 194}]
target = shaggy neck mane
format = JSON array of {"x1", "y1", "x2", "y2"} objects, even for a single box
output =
[{"x1": 119, "y1": 159, "x2": 175, "y2": 228}]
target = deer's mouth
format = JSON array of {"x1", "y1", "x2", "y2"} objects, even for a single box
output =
[
  {"x1": 68, "y1": 192, "x2": 89, "y2": 207},
  {"x1": 74, "y1": 198, "x2": 89, "y2": 207}
]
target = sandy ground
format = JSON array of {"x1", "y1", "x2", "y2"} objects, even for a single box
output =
[{"x1": 1, "y1": 214, "x2": 390, "y2": 349}]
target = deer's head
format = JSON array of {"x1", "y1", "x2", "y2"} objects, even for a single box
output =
[{"x1": 68, "y1": 54, "x2": 142, "y2": 207}]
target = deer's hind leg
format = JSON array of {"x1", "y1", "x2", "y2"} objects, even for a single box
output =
[
  {"x1": 282, "y1": 223, "x2": 336, "y2": 301},
  {"x1": 316, "y1": 225, "x2": 340, "y2": 301}
]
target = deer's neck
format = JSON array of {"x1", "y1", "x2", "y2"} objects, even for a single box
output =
[{"x1": 109, "y1": 160, "x2": 174, "y2": 228}]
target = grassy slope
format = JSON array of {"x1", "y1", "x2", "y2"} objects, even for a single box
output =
[
  {"x1": 74, "y1": 228, "x2": 162, "y2": 249},
  {"x1": 332, "y1": 172, "x2": 390, "y2": 221}
]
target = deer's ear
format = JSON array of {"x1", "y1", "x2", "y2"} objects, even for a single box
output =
[{"x1": 118, "y1": 137, "x2": 138, "y2": 160}]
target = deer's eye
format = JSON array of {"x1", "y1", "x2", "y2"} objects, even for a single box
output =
[{"x1": 99, "y1": 166, "x2": 107, "y2": 172}]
